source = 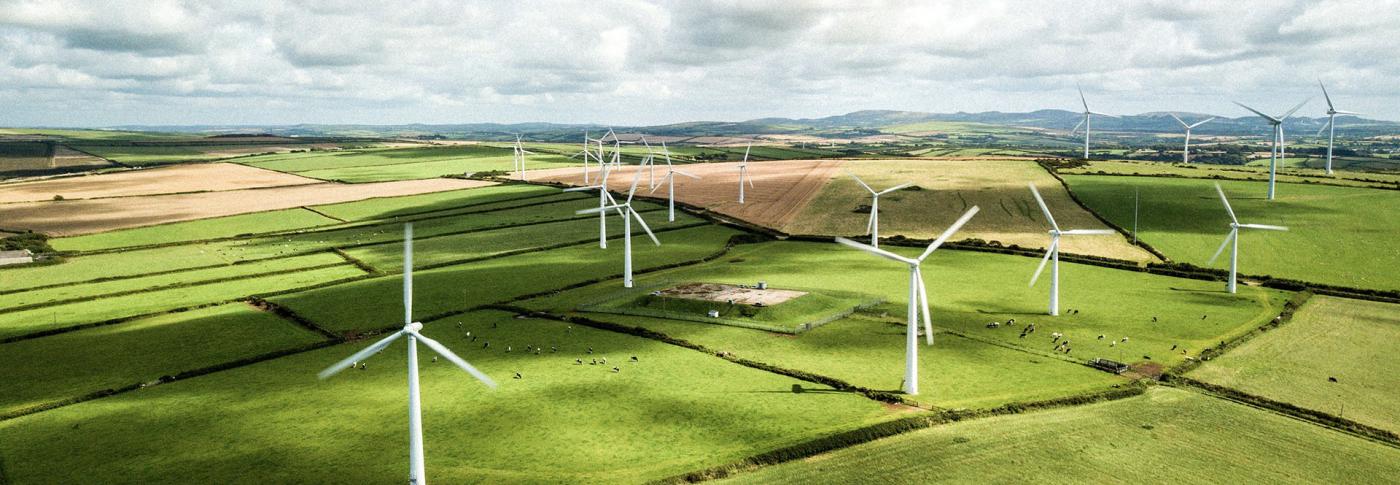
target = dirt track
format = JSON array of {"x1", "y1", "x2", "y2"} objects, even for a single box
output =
[
  {"x1": 529, "y1": 159, "x2": 843, "y2": 229},
  {"x1": 0, "y1": 178, "x2": 493, "y2": 236},
  {"x1": 0, "y1": 163, "x2": 320, "y2": 203}
]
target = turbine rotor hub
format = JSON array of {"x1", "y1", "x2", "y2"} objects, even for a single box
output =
[{"x1": 406, "y1": 322, "x2": 424, "y2": 332}]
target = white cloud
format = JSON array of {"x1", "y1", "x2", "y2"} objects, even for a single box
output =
[{"x1": 0, "y1": 0, "x2": 1396, "y2": 126}]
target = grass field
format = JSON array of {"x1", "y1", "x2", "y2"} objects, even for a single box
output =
[
  {"x1": 1058, "y1": 160, "x2": 1400, "y2": 189},
  {"x1": 719, "y1": 386, "x2": 1400, "y2": 484},
  {"x1": 0, "y1": 263, "x2": 365, "y2": 340},
  {"x1": 1188, "y1": 296, "x2": 1400, "y2": 432},
  {"x1": 272, "y1": 224, "x2": 742, "y2": 334},
  {"x1": 0, "y1": 303, "x2": 325, "y2": 416},
  {"x1": 0, "y1": 310, "x2": 901, "y2": 483},
  {"x1": 49, "y1": 208, "x2": 342, "y2": 252},
  {"x1": 783, "y1": 159, "x2": 1154, "y2": 262},
  {"x1": 238, "y1": 145, "x2": 579, "y2": 182},
  {"x1": 523, "y1": 241, "x2": 1286, "y2": 407},
  {"x1": 1064, "y1": 175, "x2": 1400, "y2": 290}
]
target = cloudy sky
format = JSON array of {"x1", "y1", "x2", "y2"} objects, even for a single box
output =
[{"x1": 1, "y1": 0, "x2": 1397, "y2": 127}]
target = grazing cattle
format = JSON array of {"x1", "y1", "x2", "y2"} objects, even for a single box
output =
[
  {"x1": 612, "y1": 367, "x2": 620, "y2": 373},
  {"x1": 1151, "y1": 316, "x2": 1158, "y2": 323},
  {"x1": 1121, "y1": 337, "x2": 1129, "y2": 343},
  {"x1": 1329, "y1": 377, "x2": 1339, "y2": 383},
  {"x1": 575, "y1": 359, "x2": 583, "y2": 365},
  {"x1": 1171, "y1": 344, "x2": 1177, "y2": 351},
  {"x1": 1098, "y1": 335, "x2": 1105, "y2": 340},
  {"x1": 630, "y1": 356, "x2": 638, "y2": 362},
  {"x1": 513, "y1": 372, "x2": 522, "y2": 379}
]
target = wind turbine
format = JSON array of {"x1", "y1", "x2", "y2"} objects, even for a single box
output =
[
  {"x1": 1027, "y1": 183, "x2": 1117, "y2": 316},
  {"x1": 737, "y1": 143, "x2": 754, "y2": 204},
  {"x1": 578, "y1": 159, "x2": 660, "y2": 288},
  {"x1": 1318, "y1": 81, "x2": 1361, "y2": 175},
  {"x1": 1168, "y1": 113, "x2": 1216, "y2": 164},
  {"x1": 512, "y1": 135, "x2": 534, "y2": 180},
  {"x1": 648, "y1": 141, "x2": 700, "y2": 222},
  {"x1": 640, "y1": 136, "x2": 658, "y2": 189},
  {"x1": 1070, "y1": 86, "x2": 1118, "y2": 160},
  {"x1": 1207, "y1": 183, "x2": 1288, "y2": 294},
  {"x1": 318, "y1": 223, "x2": 497, "y2": 485},
  {"x1": 1234, "y1": 98, "x2": 1310, "y2": 200},
  {"x1": 836, "y1": 206, "x2": 980, "y2": 395},
  {"x1": 848, "y1": 171, "x2": 913, "y2": 248},
  {"x1": 562, "y1": 154, "x2": 624, "y2": 249}
]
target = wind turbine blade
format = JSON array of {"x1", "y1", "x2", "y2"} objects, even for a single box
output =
[
  {"x1": 1280, "y1": 97, "x2": 1312, "y2": 120},
  {"x1": 1189, "y1": 117, "x2": 1216, "y2": 129},
  {"x1": 403, "y1": 223, "x2": 413, "y2": 324},
  {"x1": 1027, "y1": 183, "x2": 1059, "y2": 231},
  {"x1": 625, "y1": 161, "x2": 644, "y2": 205},
  {"x1": 409, "y1": 330, "x2": 498, "y2": 388},
  {"x1": 1214, "y1": 183, "x2": 1238, "y2": 224},
  {"x1": 1169, "y1": 113, "x2": 1188, "y2": 129},
  {"x1": 318, "y1": 331, "x2": 405, "y2": 379},
  {"x1": 563, "y1": 185, "x2": 603, "y2": 193},
  {"x1": 741, "y1": 143, "x2": 751, "y2": 166},
  {"x1": 630, "y1": 208, "x2": 660, "y2": 245},
  {"x1": 674, "y1": 169, "x2": 700, "y2": 179},
  {"x1": 1334, "y1": 110, "x2": 1362, "y2": 116},
  {"x1": 1058, "y1": 229, "x2": 1116, "y2": 235},
  {"x1": 1317, "y1": 119, "x2": 1332, "y2": 137},
  {"x1": 1029, "y1": 239, "x2": 1057, "y2": 287},
  {"x1": 648, "y1": 176, "x2": 666, "y2": 194},
  {"x1": 1319, "y1": 80, "x2": 1334, "y2": 110},
  {"x1": 577, "y1": 204, "x2": 625, "y2": 215},
  {"x1": 918, "y1": 206, "x2": 980, "y2": 261},
  {"x1": 1070, "y1": 117, "x2": 1085, "y2": 135},
  {"x1": 1078, "y1": 85, "x2": 1088, "y2": 112},
  {"x1": 1207, "y1": 230, "x2": 1235, "y2": 265},
  {"x1": 747, "y1": 173, "x2": 755, "y2": 188},
  {"x1": 1234, "y1": 101, "x2": 1280, "y2": 123},
  {"x1": 1238, "y1": 223, "x2": 1289, "y2": 231},
  {"x1": 877, "y1": 182, "x2": 915, "y2": 195},
  {"x1": 834, "y1": 237, "x2": 918, "y2": 265},
  {"x1": 1089, "y1": 111, "x2": 1119, "y2": 118},
  {"x1": 848, "y1": 171, "x2": 876, "y2": 194},
  {"x1": 915, "y1": 267, "x2": 933, "y2": 346}
]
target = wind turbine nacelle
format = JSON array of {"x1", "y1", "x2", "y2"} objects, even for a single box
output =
[{"x1": 406, "y1": 322, "x2": 424, "y2": 332}]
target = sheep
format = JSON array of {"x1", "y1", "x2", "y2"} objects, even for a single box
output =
[
  {"x1": 506, "y1": 346, "x2": 513, "y2": 353},
  {"x1": 1097, "y1": 335, "x2": 1105, "y2": 340},
  {"x1": 575, "y1": 359, "x2": 583, "y2": 365},
  {"x1": 432, "y1": 356, "x2": 438, "y2": 363},
  {"x1": 1170, "y1": 344, "x2": 1177, "y2": 351},
  {"x1": 1151, "y1": 316, "x2": 1158, "y2": 323},
  {"x1": 358, "y1": 363, "x2": 366, "y2": 370},
  {"x1": 1328, "y1": 377, "x2": 1339, "y2": 383},
  {"x1": 612, "y1": 367, "x2": 621, "y2": 373},
  {"x1": 1110, "y1": 341, "x2": 1117, "y2": 347},
  {"x1": 630, "y1": 356, "x2": 639, "y2": 362},
  {"x1": 587, "y1": 347, "x2": 594, "y2": 354},
  {"x1": 1121, "y1": 337, "x2": 1129, "y2": 343},
  {"x1": 513, "y1": 372, "x2": 522, "y2": 379}
]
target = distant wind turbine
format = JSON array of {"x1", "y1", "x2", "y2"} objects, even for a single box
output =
[
  {"x1": 648, "y1": 141, "x2": 700, "y2": 222},
  {"x1": 318, "y1": 223, "x2": 496, "y2": 485},
  {"x1": 737, "y1": 143, "x2": 754, "y2": 203},
  {"x1": 1168, "y1": 113, "x2": 1215, "y2": 164},
  {"x1": 836, "y1": 206, "x2": 980, "y2": 395},
  {"x1": 1207, "y1": 183, "x2": 1288, "y2": 294},
  {"x1": 848, "y1": 171, "x2": 913, "y2": 248},
  {"x1": 1070, "y1": 86, "x2": 1118, "y2": 160},
  {"x1": 1234, "y1": 98, "x2": 1310, "y2": 200},
  {"x1": 563, "y1": 154, "x2": 625, "y2": 249},
  {"x1": 512, "y1": 135, "x2": 534, "y2": 180},
  {"x1": 577, "y1": 158, "x2": 659, "y2": 287},
  {"x1": 1317, "y1": 81, "x2": 1361, "y2": 175},
  {"x1": 1027, "y1": 183, "x2": 1116, "y2": 316}
]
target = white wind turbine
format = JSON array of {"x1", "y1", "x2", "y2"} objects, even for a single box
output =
[
  {"x1": 640, "y1": 136, "x2": 658, "y2": 189},
  {"x1": 511, "y1": 135, "x2": 534, "y2": 180},
  {"x1": 836, "y1": 206, "x2": 980, "y2": 396},
  {"x1": 1234, "y1": 98, "x2": 1310, "y2": 200},
  {"x1": 648, "y1": 141, "x2": 700, "y2": 222},
  {"x1": 562, "y1": 153, "x2": 624, "y2": 249},
  {"x1": 1318, "y1": 81, "x2": 1361, "y2": 175},
  {"x1": 737, "y1": 143, "x2": 754, "y2": 204},
  {"x1": 1168, "y1": 113, "x2": 1216, "y2": 164},
  {"x1": 578, "y1": 160, "x2": 659, "y2": 288},
  {"x1": 1207, "y1": 183, "x2": 1288, "y2": 294},
  {"x1": 1027, "y1": 183, "x2": 1116, "y2": 316},
  {"x1": 1070, "y1": 86, "x2": 1118, "y2": 160},
  {"x1": 318, "y1": 223, "x2": 497, "y2": 485},
  {"x1": 848, "y1": 171, "x2": 913, "y2": 248}
]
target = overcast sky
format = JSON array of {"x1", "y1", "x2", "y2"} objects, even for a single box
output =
[{"x1": 1, "y1": 0, "x2": 1397, "y2": 127}]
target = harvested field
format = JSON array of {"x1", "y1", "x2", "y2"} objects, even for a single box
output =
[
  {"x1": 0, "y1": 178, "x2": 493, "y2": 236},
  {"x1": 0, "y1": 163, "x2": 321, "y2": 203},
  {"x1": 785, "y1": 159, "x2": 1155, "y2": 262},
  {"x1": 531, "y1": 159, "x2": 843, "y2": 229},
  {"x1": 659, "y1": 282, "x2": 808, "y2": 306}
]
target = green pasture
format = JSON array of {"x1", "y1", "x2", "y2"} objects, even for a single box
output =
[
  {"x1": 1064, "y1": 175, "x2": 1400, "y2": 290},
  {"x1": 720, "y1": 387, "x2": 1400, "y2": 484},
  {"x1": 239, "y1": 145, "x2": 578, "y2": 182},
  {"x1": 1058, "y1": 160, "x2": 1400, "y2": 189},
  {"x1": 0, "y1": 310, "x2": 898, "y2": 483},
  {"x1": 50, "y1": 208, "x2": 341, "y2": 252},
  {"x1": 0, "y1": 303, "x2": 325, "y2": 417},
  {"x1": 310, "y1": 184, "x2": 557, "y2": 221},
  {"x1": 1189, "y1": 295, "x2": 1400, "y2": 433},
  {"x1": 272, "y1": 225, "x2": 742, "y2": 334},
  {"x1": 0, "y1": 264, "x2": 364, "y2": 340},
  {"x1": 581, "y1": 285, "x2": 875, "y2": 334}
]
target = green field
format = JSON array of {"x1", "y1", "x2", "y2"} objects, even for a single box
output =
[
  {"x1": 580, "y1": 284, "x2": 877, "y2": 333},
  {"x1": 0, "y1": 303, "x2": 325, "y2": 416},
  {"x1": 272, "y1": 224, "x2": 742, "y2": 334},
  {"x1": 523, "y1": 241, "x2": 1286, "y2": 408},
  {"x1": 50, "y1": 208, "x2": 342, "y2": 252},
  {"x1": 0, "y1": 263, "x2": 364, "y2": 340},
  {"x1": 72, "y1": 144, "x2": 365, "y2": 165},
  {"x1": 1058, "y1": 160, "x2": 1400, "y2": 189},
  {"x1": 238, "y1": 145, "x2": 579, "y2": 182},
  {"x1": 719, "y1": 387, "x2": 1400, "y2": 484},
  {"x1": 0, "y1": 310, "x2": 900, "y2": 483},
  {"x1": 1064, "y1": 175, "x2": 1400, "y2": 290},
  {"x1": 1189, "y1": 296, "x2": 1400, "y2": 432}
]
